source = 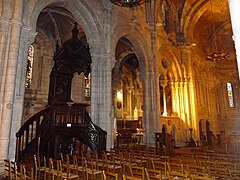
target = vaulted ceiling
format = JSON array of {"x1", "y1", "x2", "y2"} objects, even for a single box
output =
[{"x1": 36, "y1": 0, "x2": 236, "y2": 67}]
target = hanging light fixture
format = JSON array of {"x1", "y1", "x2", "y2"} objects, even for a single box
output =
[
  {"x1": 110, "y1": 0, "x2": 147, "y2": 7},
  {"x1": 206, "y1": 0, "x2": 230, "y2": 61}
]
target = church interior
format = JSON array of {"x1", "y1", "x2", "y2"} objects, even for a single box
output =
[{"x1": 1, "y1": 0, "x2": 240, "y2": 179}]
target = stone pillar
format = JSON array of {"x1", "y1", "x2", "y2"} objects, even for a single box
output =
[
  {"x1": 91, "y1": 52, "x2": 113, "y2": 150},
  {"x1": 228, "y1": 0, "x2": 240, "y2": 79},
  {"x1": 8, "y1": 28, "x2": 37, "y2": 160},
  {"x1": 0, "y1": 19, "x2": 11, "y2": 109},
  {"x1": 170, "y1": 81, "x2": 176, "y2": 115},
  {"x1": 182, "y1": 46, "x2": 198, "y2": 138},
  {"x1": 0, "y1": 0, "x2": 24, "y2": 161},
  {"x1": 143, "y1": 70, "x2": 155, "y2": 147},
  {"x1": 90, "y1": 56, "x2": 101, "y2": 124}
]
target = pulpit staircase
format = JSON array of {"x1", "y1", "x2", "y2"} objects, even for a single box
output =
[
  {"x1": 15, "y1": 103, "x2": 107, "y2": 163},
  {"x1": 15, "y1": 23, "x2": 107, "y2": 163}
]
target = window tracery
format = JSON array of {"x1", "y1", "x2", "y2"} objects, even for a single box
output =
[
  {"x1": 25, "y1": 45, "x2": 34, "y2": 88},
  {"x1": 227, "y1": 82, "x2": 234, "y2": 108},
  {"x1": 84, "y1": 73, "x2": 91, "y2": 98}
]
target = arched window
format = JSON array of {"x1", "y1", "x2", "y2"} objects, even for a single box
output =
[
  {"x1": 227, "y1": 82, "x2": 235, "y2": 107},
  {"x1": 84, "y1": 73, "x2": 91, "y2": 98},
  {"x1": 25, "y1": 45, "x2": 34, "y2": 88},
  {"x1": 161, "y1": 1, "x2": 169, "y2": 30}
]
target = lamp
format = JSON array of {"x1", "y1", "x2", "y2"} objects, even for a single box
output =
[
  {"x1": 110, "y1": 0, "x2": 147, "y2": 7},
  {"x1": 206, "y1": 0, "x2": 229, "y2": 61}
]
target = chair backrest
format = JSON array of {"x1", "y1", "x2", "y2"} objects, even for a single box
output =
[
  {"x1": 167, "y1": 162, "x2": 184, "y2": 173},
  {"x1": 102, "y1": 170, "x2": 118, "y2": 180},
  {"x1": 20, "y1": 164, "x2": 35, "y2": 180},
  {"x1": 129, "y1": 166, "x2": 144, "y2": 179},
  {"x1": 187, "y1": 164, "x2": 206, "y2": 176},
  {"x1": 122, "y1": 174, "x2": 142, "y2": 180},
  {"x1": 145, "y1": 168, "x2": 162, "y2": 180},
  {"x1": 190, "y1": 174, "x2": 214, "y2": 180},
  {"x1": 207, "y1": 166, "x2": 227, "y2": 179},
  {"x1": 4, "y1": 159, "x2": 11, "y2": 179},
  {"x1": 151, "y1": 160, "x2": 167, "y2": 177},
  {"x1": 168, "y1": 171, "x2": 188, "y2": 180},
  {"x1": 11, "y1": 161, "x2": 18, "y2": 180}
]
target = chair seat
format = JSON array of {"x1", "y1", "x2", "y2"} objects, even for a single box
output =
[
  {"x1": 86, "y1": 168, "x2": 102, "y2": 175},
  {"x1": 61, "y1": 172, "x2": 79, "y2": 179}
]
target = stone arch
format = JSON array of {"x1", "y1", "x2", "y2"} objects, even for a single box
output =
[
  {"x1": 111, "y1": 24, "x2": 152, "y2": 80},
  {"x1": 158, "y1": 44, "x2": 182, "y2": 80},
  {"x1": 181, "y1": 0, "x2": 208, "y2": 40},
  {"x1": 23, "y1": 0, "x2": 102, "y2": 60}
]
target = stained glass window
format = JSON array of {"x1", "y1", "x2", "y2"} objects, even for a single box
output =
[
  {"x1": 84, "y1": 73, "x2": 91, "y2": 98},
  {"x1": 25, "y1": 45, "x2": 34, "y2": 88},
  {"x1": 227, "y1": 82, "x2": 234, "y2": 108}
]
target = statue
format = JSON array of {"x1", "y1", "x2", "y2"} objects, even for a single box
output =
[{"x1": 133, "y1": 107, "x2": 138, "y2": 120}]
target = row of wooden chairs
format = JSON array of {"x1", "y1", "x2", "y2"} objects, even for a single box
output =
[{"x1": 4, "y1": 159, "x2": 34, "y2": 180}]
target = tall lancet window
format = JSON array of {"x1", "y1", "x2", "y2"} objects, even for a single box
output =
[
  {"x1": 227, "y1": 82, "x2": 235, "y2": 108},
  {"x1": 26, "y1": 45, "x2": 34, "y2": 88},
  {"x1": 161, "y1": 1, "x2": 169, "y2": 30},
  {"x1": 84, "y1": 73, "x2": 91, "y2": 98}
]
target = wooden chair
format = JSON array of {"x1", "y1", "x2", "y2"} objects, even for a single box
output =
[
  {"x1": 73, "y1": 155, "x2": 87, "y2": 179},
  {"x1": 11, "y1": 161, "x2": 20, "y2": 180},
  {"x1": 4, "y1": 159, "x2": 19, "y2": 180},
  {"x1": 207, "y1": 166, "x2": 227, "y2": 179},
  {"x1": 120, "y1": 152, "x2": 137, "y2": 174},
  {"x1": 56, "y1": 160, "x2": 79, "y2": 180},
  {"x1": 102, "y1": 152, "x2": 122, "y2": 174},
  {"x1": 216, "y1": 160, "x2": 236, "y2": 169},
  {"x1": 122, "y1": 174, "x2": 142, "y2": 180},
  {"x1": 4, "y1": 159, "x2": 11, "y2": 179},
  {"x1": 199, "y1": 160, "x2": 216, "y2": 168},
  {"x1": 190, "y1": 175, "x2": 214, "y2": 180},
  {"x1": 167, "y1": 171, "x2": 188, "y2": 180},
  {"x1": 186, "y1": 164, "x2": 207, "y2": 177},
  {"x1": 20, "y1": 164, "x2": 35, "y2": 180},
  {"x1": 129, "y1": 166, "x2": 144, "y2": 179},
  {"x1": 102, "y1": 170, "x2": 118, "y2": 180},
  {"x1": 151, "y1": 160, "x2": 167, "y2": 178},
  {"x1": 145, "y1": 168, "x2": 162, "y2": 180},
  {"x1": 48, "y1": 158, "x2": 60, "y2": 180},
  {"x1": 131, "y1": 151, "x2": 148, "y2": 167},
  {"x1": 169, "y1": 156, "x2": 182, "y2": 164},
  {"x1": 167, "y1": 162, "x2": 184, "y2": 173},
  {"x1": 85, "y1": 158, "x2": 102, "y2": 180},
  {"x1": 33, "y1": 155, "x2": 50, "y2": 180},
  {"x1": 227, "y1": 169, "x2": 240, "y2": 179}
]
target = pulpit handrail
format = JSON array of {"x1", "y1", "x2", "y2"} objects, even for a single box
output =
[{"x1": 15, "y1": 107, "x2": 50, "y2": 162}]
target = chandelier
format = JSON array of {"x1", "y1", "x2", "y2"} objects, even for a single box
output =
[
  {"x1": 110, "y1": 0, "x2": 147, "y2": 7},
  {"x1": 206, "y1": 52, "x2": 230, "y2": 61},
  {"x1": 206, "y1": 0, "x2": 229, "y2": 61}
]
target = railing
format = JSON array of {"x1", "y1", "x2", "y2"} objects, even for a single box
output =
[
  {"x1": 51, "y1": 102, "x2": 87, "y2": 126},
  {"x1": 16, "y1": 102, "x2": 107, "y2": 162},
  {"x1": 15, "y1": 107, "x2": 50, "y2": 162}
]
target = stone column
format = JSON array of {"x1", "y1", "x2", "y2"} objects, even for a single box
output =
[
  {"x1": 170, "y1": 81, "x2": 176, "y2": 114},
  {"x1": 142, "y1": 70, "x2": 154, "y2": 146},
  {"x1": 0, "y1": 0, "x2": 24, "y2": 161},
  {"x1": 8, "y1": 28, "x2": 37, "y2": 160},
  {"x1": 0, "y1": 19, "x2": 11, "y2": 109}
]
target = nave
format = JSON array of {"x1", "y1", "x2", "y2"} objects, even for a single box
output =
[{"x1": 4, "y1": 143, "x2": 240, "y2": 180}]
